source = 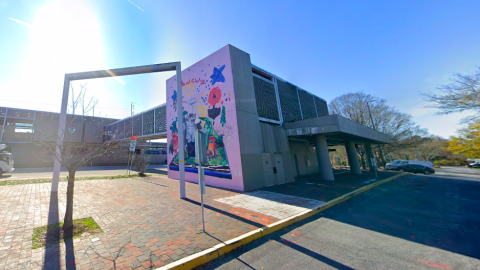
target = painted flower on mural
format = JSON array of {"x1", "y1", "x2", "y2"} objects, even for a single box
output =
[
  {"x1": 225, "y1": 135, "x2": 233, "y2": 147},
  {"x1": 171, "y1": 133, "x2": 178, "y2": 153},
  {"x1": 208, "y1": 87, "x2": 222, "y2": 106},
  {"x1": 223, "y1": 123, "x2": 234, "y2": 135},
  {"x1": 214, "y1": 124, "x2": 224, "y2": 135}
]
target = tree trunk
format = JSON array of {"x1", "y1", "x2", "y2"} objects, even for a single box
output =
[
  {"x1": 359, "y1": 153, "x2": 366, "y2": 169},
  {"x1": 63, "y1": 169, "x2": 75, "y2": 233}
]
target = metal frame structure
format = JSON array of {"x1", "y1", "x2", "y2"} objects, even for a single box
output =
[
  {"x1": 52, "y1": 62, "x2": 186, "y2": 199},
  {"x1": 104, "y1": 103, "x2": 167, "y2": 141}
]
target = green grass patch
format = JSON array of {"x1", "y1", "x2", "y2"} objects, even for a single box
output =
[
  {"x1": 32, "y1": 217, "x2": 103, "y2": 249},
  {"x1": 0, "y1": 174, "x2": 151, "y2": 186}
]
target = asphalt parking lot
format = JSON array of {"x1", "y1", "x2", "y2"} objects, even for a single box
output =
[{"x1": 197, "y1": 172, "x2": 480, "y2": 269}]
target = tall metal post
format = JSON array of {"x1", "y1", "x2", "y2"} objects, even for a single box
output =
[
  {"x1": 177, "y1": 64, "x2": 186, "y2": 199},
  {"x1": 52, "y1": 75, "x2": 71, "y2": 193}
]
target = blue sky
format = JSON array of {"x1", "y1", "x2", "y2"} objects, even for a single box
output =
[{"x1": 1, "y1": 0, "x2": 479, "y2": 138}]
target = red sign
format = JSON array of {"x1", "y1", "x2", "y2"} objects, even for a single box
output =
[{"x1": 131, "y1": 136, "x2": 138, "y2": 140}]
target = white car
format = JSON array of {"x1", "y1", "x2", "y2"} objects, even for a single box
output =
[{"x1": 0, "y1": 144, "x2": 14, "y2": 175}]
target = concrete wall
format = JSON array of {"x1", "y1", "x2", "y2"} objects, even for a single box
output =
[
  {"x1": 166, "y1": 45, "x2": 245, "y2": 191},
  {"x1": 7, "y1": 143, "x2": 166, "y2": 168},
  {"x1": 259, "y1": 122, "x2": 295, "y2": 185},
  {"x1": 7, "y1": 143, "x2": 129, "y2": 167},
  {"x1": 230, "y1": 45, "x2": 266, "y2": 191},
  {"x1": 288, "y1": 140, "x2": 320, "y2": 178},
  {"x1": 285, "y1": 114, "x2": 391, "y2": 143}
]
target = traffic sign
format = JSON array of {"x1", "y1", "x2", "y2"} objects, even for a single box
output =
[{"x1": 129, "y1": 140, "x2": 137, "y2": 152}]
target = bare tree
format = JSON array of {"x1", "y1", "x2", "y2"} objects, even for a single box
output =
[
  {"x1": 416, "y1": 136, "x2": 450, "y2": 161},
  {"x1": 43, "y1": 137, "x2": 123, "y2": 232},
  {"x1": 329, "y1": 92, "x2": 428, "y2": 164},
  {"x1": 424, "y1": 66, "x2": 480, "y2": 122},
  {"x1": 36, "y1": 89, "x2": 124, "y2": 233}
]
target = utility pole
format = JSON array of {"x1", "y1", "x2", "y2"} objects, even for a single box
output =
[
  {"x1": 366, "y1": 100, "x2": 386, "y2": 167},
  {"x1": 131, "y1": 102, "x2": 135, "y2": 116}
]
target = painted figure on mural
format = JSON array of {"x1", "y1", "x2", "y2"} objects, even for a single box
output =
[
  {"x1": 168, "y1": 61, "x2": 233, "y2": 179},
  {"x1": 185, "y1": 112, "x2": 201, "y2": 158}
]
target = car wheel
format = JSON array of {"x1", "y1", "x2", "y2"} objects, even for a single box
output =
[
  {"x1": 399, "y1": 169, "x2": 405, "y2": 172},
  {"x1": 424, "y1": 170, "x2": 430, "y2": 175},
  {"x1": 0, "y1": 168, "x2": 3, "y2": 176}
]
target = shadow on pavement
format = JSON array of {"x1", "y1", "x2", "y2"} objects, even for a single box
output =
[
  {"x1": 43, "y1": 192, "x2": 78, "y2": 269},
  {"x1": 43, "y1": 192, "x2": 61, "y2": 269},
  {"x1": 262, "y1": 170, "x2": 400, "y2": 202},
  {"x1": 195, "y1": 214, "x2": 357, "y2": 270},
  {"x1": 321, "y1": 174, "x2": 480, "y2": 259},
  {"x1": 278, "y1": 238, "x2": 354, "y2": 270},
  {"x1": 183, "y1": 198, "x2": 267, "y2": 229},
  {"x1": 195, "y1": 174, "x2": 480, "y2": 269}
]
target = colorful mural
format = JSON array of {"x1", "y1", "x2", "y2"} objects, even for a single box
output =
[{"x1": 167, "y1": 45, "x2": 244, "y2": 191}]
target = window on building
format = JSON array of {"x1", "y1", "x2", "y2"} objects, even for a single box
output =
[
  {"x1": 7, "y1": 120, "x2": 34, "y2": 133},
  {"x1": 15, "y1": 122, "x2": 34, "y2": 133}
]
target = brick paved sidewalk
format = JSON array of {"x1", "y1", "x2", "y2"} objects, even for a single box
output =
[
  {"x1": 0, "y1": 171, "x2": 401, "y2": 270},
  {"x1": 0, "y1": 176, "x2": 279, "y2": 270}
]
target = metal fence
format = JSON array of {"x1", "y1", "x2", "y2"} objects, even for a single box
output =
[{"x1": 105, "y1": 104, "x2": 167, "y2": 141}]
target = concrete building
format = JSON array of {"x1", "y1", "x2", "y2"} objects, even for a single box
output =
[
  {"x1": 105, "y1": 45, "x2": 389, "y2": 191},
  {"x1": 1, "y1": 45, "x2": 389, "y2": 190},
  {"x1": 0, "y1": 108, "x2": 166, "y2": 167}
]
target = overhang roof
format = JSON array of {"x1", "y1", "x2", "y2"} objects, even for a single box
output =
[{"x1": 283, "y1": 115, "x2": 391, "y2": 144}]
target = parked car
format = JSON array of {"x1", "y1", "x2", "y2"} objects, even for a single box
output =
[
  {"x1": 392, "y1": 164, "x2": 435, "y2": 175},
  {"x1": 385, "y1": 160, "x2": 434, "y2": 170},
  {"x1": 0, "y1": 144, "x2": 14, "y2": 176},
  {"x1": 467, "y1": 162, "x2": 480, "y2": 168}
]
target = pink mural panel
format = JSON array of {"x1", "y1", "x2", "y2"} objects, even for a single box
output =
[{"x1": 166, "y1": 45, "x2": 244, "y2": 191}]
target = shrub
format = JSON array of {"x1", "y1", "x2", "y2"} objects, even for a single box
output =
[{"x1": 434, "y1": 159, "x2": 468, "y2": 166}]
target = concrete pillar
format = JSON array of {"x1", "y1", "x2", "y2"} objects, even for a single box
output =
[
  {"x1": 314, "y1": 135, "x2": 334, "y2": 181},
  {"x1": 364, "y1": 143, "x2": 375, "y2": 172},
  {"x1": 346, "y1": 141, "x2": 361, "y2": 175}
]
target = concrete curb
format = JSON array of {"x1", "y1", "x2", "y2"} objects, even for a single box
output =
[{"x1": 157, "y1": 172, "x2": 408, "y2": 270}]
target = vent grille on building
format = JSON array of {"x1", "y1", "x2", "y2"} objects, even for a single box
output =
[
  {"x1": 133, "y1": 115, "x2": 142, "y2": 136},
  {"x1": 125, "y1": 118, "x2": 132, "y2": 138},
  {"x1": 143, "y1": 110, "x2": 154, "y2": 135},
  {"x1": 253, "y1": 76, "x2": 280, "y2": 121},
  {"x1": 155, "y1": 106, "x2": 167, "y2": 133},
  {"x1": 277, "y1": 80, "x2": 302, "y2": 122},
  {"x1": 298, "y1": 89, "x2": 317, "y2": 119},
  {"x1": 314, "y1": 97, "x2": 329, "y2": 117}
]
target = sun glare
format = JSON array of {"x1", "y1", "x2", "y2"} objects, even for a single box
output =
[
  {"x1": 8, "y1": 0, "x2": 126, "y2": 111},
  {"x1": 30, "y1": 1, "x2": 104, "y2": 75}
]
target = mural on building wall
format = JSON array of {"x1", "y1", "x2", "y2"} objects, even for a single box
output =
[{"x1": 166, "y1": 46, "x2": 242, "y2": 186}]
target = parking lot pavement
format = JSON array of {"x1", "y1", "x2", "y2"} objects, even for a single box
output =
[
  {"x1": 0, "y1": 165, "x2": 168, "y2": 180},
  {"x1": 196, "y1": 173, "x2": 480, "y2": 270},
  {"x1": 435, "y1": 166, "x2": 480, "y2": 177}
]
